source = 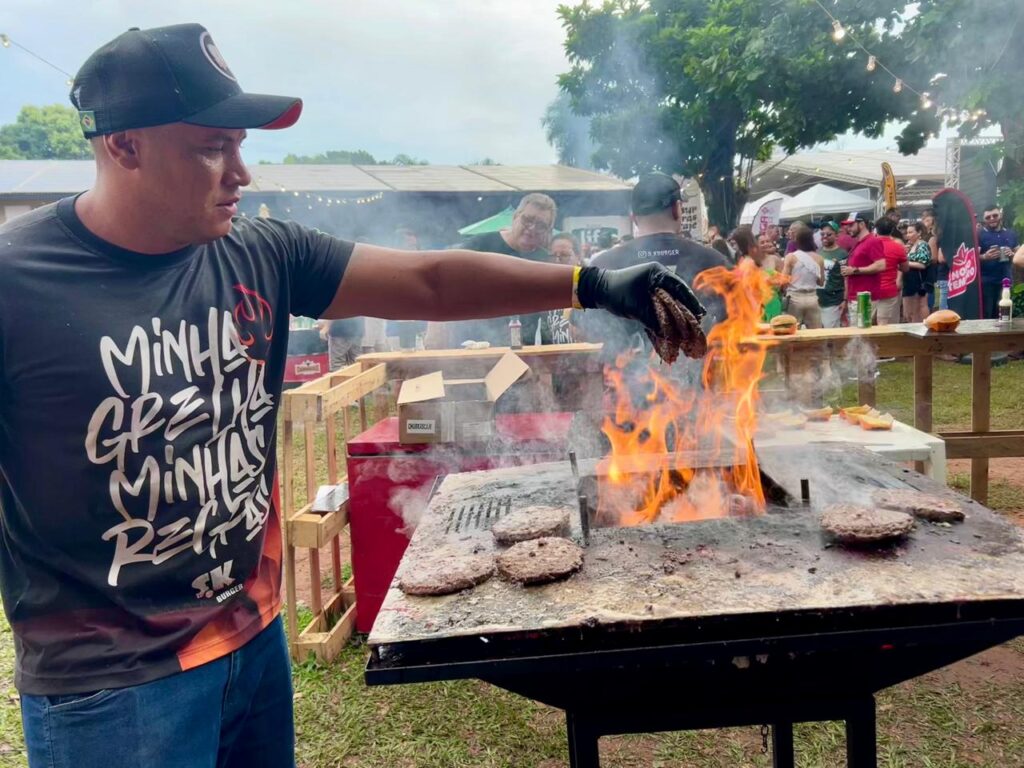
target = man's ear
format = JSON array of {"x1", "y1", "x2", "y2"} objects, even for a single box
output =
[{"x1": 101, "y1": 131, "x2": 141, "y2": 171}]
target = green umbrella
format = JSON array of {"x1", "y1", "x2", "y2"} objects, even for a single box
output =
[{"x1": 458, "y1": 206, "x2": 515, "y2": 236}]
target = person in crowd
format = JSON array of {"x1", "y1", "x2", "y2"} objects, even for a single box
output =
[
  {"x1": 0, "y1": 25, "x2": 703, "y2": 767},
  {"x1": 735, "y1": 226, "x2": 784, "y2": 321},
  {"x1": 840, "y1": 214, "x2": 886, "y2": 323},
  {"x1": 784, "y1": 221, "x2": 799, "y2": 254},
  {"x1": 781, "y1": 223, "x2": 825, "y2": 329},
  {"x1": 921, "y1": 207, "x2": 942, "y2": 310},
  {"x1": 757, "y1": 232, "x2": 784, "y2": 271},
  {"x1": 445, "y1": 192, "x2": 558, "y2": 346},
  {"x1": 837, "y1": 214, "x2": 859, "y2": 253},
  {"x1": 550, "y1": 232, "x2": 581, "y2": 266},
  {"x1": 816, "y1": 222, "x2": 848, "y2": 328},
  {"x1": 320, "y1": 315, "x2": 366, "y2": 369},
  {"x1": 902, "y1": 221, "x2": 933, "y2": 323},
  {"x1": 547, "y1": 233, "x2": 582, "y2": 343},
  {"x1": 585, "y1": 173, "x2": 729, "y2": 354},
  {"x1": 977, "y1": 204, "x2": 1019, "y2": 319},
  {"x1": 591, "y1": 229, "x2": 617, "y2": 259},
  {"x1": 706, "y1": 224, "x2": 732, "y2": 260},
  {"x1": 886, "y1": 207, "x2": 901, "y2": 227},
  {"x1": 871, "y1": 217, "x2": 907, "y2": 325}
]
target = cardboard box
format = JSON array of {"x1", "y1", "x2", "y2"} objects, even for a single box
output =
[{"x1": 396, "y1": 352, "x2": 530, "y2": 443}]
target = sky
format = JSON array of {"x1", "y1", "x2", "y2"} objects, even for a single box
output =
[{"x1": 1, "y1": 0, "x2": 947, "y2": 167}]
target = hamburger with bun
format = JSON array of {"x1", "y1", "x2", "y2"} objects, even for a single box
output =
[
  {"x1": 770, "y1": 314, "x2": 798, "y2": 336},
  {"x1": 924, "y1": 309, "x2": 961, "y2": 332}
]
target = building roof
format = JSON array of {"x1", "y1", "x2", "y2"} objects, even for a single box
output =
[
  {"x1": 0, "y1": 160, "x2": 630, "y2": 197},
  {"x1": 750, "y1": 146, "x2": 951, "y2": 207}
]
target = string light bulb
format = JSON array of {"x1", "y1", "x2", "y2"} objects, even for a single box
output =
[
  {"x1": 921, "y1": 93, "x2": 933, "y2": 109},
  {"x1": 0, "y1": 34, "x2": 10, "y2": 48},
  {"x1": 866, "y1": 55, "x2": 876, "y2": 72},
  {"x1": 831, "y1": 20, "x2": 846, "y2": 41},
  {"x1": 893, "y1": 78, "x2": 903, "y2": 94}
]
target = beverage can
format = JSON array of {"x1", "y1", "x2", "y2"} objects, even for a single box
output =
[{"x1": 856, "y1": 292, "x2": 872, "y2": 328}]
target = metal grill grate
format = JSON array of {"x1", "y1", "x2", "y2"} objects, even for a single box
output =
[{"x1": 444, "y1": 497, "x2": 513, "y2": 534}]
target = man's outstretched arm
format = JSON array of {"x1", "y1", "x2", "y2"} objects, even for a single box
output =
[{"x1": 323, "y1": 244, "x2": 573, "y2": 321}]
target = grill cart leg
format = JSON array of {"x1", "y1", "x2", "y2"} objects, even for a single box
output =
[
  {"x1": 772, "y1": 722, "x2": 795, "y2": 768},
  {"x1": 845, "y1": 696, "x2": 877, "y2": 767},
  {"x1": 566, "y1": 711, "x2": 601, "y2": 768}
]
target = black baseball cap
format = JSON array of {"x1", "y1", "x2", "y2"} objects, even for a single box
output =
[
  {"x1": 70, "y1": 23, "x2": 302, "y2": 138},
  {"x1": 631, "y1": 173, "x2": 683, "y2": 216}
]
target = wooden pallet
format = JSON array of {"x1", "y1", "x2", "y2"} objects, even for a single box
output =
[{"x1": 281, "y1": 361, "x2": 390, "y2": 662}]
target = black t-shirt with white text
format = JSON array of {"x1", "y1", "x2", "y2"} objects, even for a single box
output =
[
  {"x1": 585, "y1": 232, "x2": 729, "y2": 357},
  {"x1": 0, "y1": 198, "x2": 352, "y2": 694}
]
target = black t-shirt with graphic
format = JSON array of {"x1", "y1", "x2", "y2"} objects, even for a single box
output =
[
  {"x1": 450, "y1": 231, "x2": 552, "y2": 346},
  {"x1": 585, "y1": 232, "x2": 728, "y2": 358},
  {"x1": 0, "y1": 198, "x2": 352, "y2": 694}
]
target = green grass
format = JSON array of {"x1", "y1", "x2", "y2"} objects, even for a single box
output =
[{"x1": 1, "y1": 364, "x2": 1023, "y2": 767}]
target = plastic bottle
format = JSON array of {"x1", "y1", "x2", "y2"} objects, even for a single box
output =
[
  {"x1": 998, "y1": 278, "x2": 1013, "y2": 326},
  {"x1": 509, "y1": 316, "x2": 523, "y2": 349}
]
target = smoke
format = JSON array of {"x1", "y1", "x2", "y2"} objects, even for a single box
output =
[{"x1": 775, "y1": 335, "x2": 879, "y2": 405}]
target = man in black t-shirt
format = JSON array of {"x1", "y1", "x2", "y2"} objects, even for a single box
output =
[
  {"x1": 0, "y1": 24, "x2": 706, "y2": 768},
  {"x1": 586, "y1": 172, "x2": 728, "y2": 358},
  {"x1": 445, "y1": 193, "x2": 557, "y2": 347}
]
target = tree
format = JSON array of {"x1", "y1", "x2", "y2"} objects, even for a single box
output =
[
  {"x1": 283, "y1": 149, "x2": 379, "y2": 164},
  {"x1": 557, "y1": 0, "x2": 917, "y2": 228},
  {"x1": 542, "y1": 92, "x2": 597, "y2": 169},
  {"x1": 0, "y1": 105, "x2": 92, "y2": 159},
  {"x1": 895, "y1": 0, "x2": 1024, "y2": 228},
  {"x1": 281, "y1": 149, "x2": 428, "y2": 165}
]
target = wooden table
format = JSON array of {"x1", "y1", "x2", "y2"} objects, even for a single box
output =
[
  {"x1": 357, "y1": 342, "x2": 604, "y2": 379},
  {"x1": 760, "y1": 319, "x2": 1024, "y2": 504}
]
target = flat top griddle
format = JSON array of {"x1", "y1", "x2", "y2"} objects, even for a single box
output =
[{"x1": 369, "y1": 445, "x2": 1024, "y2": 657}]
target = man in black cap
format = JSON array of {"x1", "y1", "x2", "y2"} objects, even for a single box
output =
[
  {"x1": 587, "y1": 172, "x2": 729, "y2": 345},
  {"x1": 0, "y1": 24, "x2": 704, "y2": 768}
]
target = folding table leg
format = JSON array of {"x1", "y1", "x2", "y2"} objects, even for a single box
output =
[
  {"x1": 566, "y1": 711, "x2": 601, "y2": 768},
  {"x1": 845, "y1": 696, "x2": 877, "y2": 768},
  {"x1": 772, "y1": 722, "x2": 795, "y2": 768}
]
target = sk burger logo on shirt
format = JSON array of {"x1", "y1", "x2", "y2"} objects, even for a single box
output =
[
  {"x1": 947, "y1": 242, "x2": 978, "y2": 300},
  {"x1": 200, "y1": 31, "x2": 237, "y2": 82}
]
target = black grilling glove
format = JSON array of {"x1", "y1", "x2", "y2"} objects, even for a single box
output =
[{"x1": 576, "y1": 262, "x2": 707, "y2": 331}]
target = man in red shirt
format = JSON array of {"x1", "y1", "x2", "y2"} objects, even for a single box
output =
[
  {"x1": 837, "y1": 212, "x2": 859, "y2": 253},
  {"x1": 840, "y1": 214, "x2": 886, "y2": 324},
  {"x1": 872, "y1": 217, "x2": 908, "y2": 324}
]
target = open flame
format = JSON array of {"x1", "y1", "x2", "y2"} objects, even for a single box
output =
[{"x1": 599, "y1": 261, "x2": 774, "y2": 525}]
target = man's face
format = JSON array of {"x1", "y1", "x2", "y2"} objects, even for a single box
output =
[
  {"x1": 983, "y1": 209, "x2": 1002, "y2": 230},
  {"x1": 853, "y1": 220, "x2": 869, "y2": 238},
  {"x1": 888, "y1": 210, "x2": 900, "y2": 224},
  {"x1": 132, "y1": 123, "x2": 251, "y2": 245},
  {"x1": 509, "y1": 203, "x2": 554, "y2": 252},
  {"x1": 550, "y1": 237, "x2": 577, "y2": 265},
  {"x1": 758, "y1": 234, "x2": 777, "y2": 254},
  {"x1": 820, "y1": 227, "x2": 836, "y2": 248}
]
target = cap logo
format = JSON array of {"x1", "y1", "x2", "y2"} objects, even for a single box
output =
[
  {"x1": 199, "y1": 30, "x2": 236, "y2": 82},
  {"x1": 79, "y1": 111, "x2": 96, "y2": 132}
]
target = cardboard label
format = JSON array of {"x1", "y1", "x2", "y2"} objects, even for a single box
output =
[{"x1": 405, "y1": 419, "x2": 436, "y2": 435}]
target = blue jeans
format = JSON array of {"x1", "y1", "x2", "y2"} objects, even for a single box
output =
[
  {"x1": 937, "y1": 279, "x2": 949, "y2": 310},
  {"x1": 20, "y1": 616, "x2": 294, "y2": 768}
]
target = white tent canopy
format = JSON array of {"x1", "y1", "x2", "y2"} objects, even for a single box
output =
[
  {"x1": 780, "y1": 183, "x2": 872, "y2": 220},
  {"x1": 739, "y1": 192, "x2": 792, "y2": 225}
]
